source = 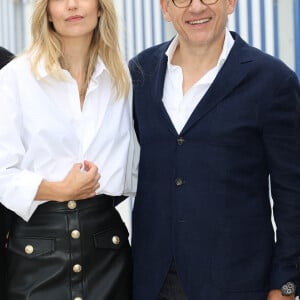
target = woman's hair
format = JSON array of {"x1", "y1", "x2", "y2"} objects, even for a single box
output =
[{"x1": 29, "y1": 0, "x2": 130, "y2": 98}]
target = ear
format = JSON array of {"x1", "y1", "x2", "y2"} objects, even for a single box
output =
[
  {"x1": 48, "y1": 14, "x2": 53, "y2": 22},
  {"x1": 226, "y1": 0, "x2": 237, "y2": 15},
  {"x1": 160, "y1": 0, "x2": 172, "y2": 22}
]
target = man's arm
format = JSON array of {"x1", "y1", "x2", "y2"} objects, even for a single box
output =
[{"x1": 262, "y1": 72, "x2": 300, "y2": 299}]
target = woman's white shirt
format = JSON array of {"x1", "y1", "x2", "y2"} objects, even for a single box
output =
[{"x1": 0, "y1": 55, "x2": 138, "y2": 221}]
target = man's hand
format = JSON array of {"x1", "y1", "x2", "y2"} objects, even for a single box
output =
[{"x1": 268, "y1": 289, "x2": 295, "y2": 300}]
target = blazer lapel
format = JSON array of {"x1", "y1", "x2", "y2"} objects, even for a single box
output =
[
  {"x1": 151, "y1": 44, "x2": 179, "y2": 136},
  {"x1": 181, "y1": 34, "x2": 254, "y2": 135}
]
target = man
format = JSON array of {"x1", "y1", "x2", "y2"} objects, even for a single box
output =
[
  {"x1": 129, "y1": 0, "x2": 300, "y2": 299},
  {"x1": 0, "y1": 46, "x2": 14, "y2": 296}
]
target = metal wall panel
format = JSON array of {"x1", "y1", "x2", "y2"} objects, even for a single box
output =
[
  {"x1": 1, "y1": 0, "x2": 299, "y2": 77},
  {"x1": 115, "y1": 0, "x2": 299, "y2": 78},
  {"x1": 0, "y1": 0, "x2": 17, "y2": 52}
]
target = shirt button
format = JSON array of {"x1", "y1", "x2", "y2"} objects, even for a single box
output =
[
  {"x1": 67, "y1": 200, "x2": 77, "y2": 210},
  {"x1": 25, "y1": 245, "x2": 34, "y2": 255},
  {"x1": 177, "y1": 137, "x2": 185, "y2": 145},
  {"x1": 71, "y1": 230, "x2": 80, "y2": 239},
  {"x1": 73, "y1": 264, "x2": 82, "y2": 273},
  {"x1": 112, "y1": 235, "x2": 120, "y2": 245},
  {"x1": 74, "y1": 297, "x2": 82, "y2": 300},
  {"x1": 175, "y1": 178, "x2": 183, "y2": 186}
]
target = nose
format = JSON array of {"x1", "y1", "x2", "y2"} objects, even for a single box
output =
[
  {"x1": 189, "y1": 0, "x2": 207, "y2": 10},
  {"x1": 66, "y1": 0, "x2": 78, "y2": 10}
]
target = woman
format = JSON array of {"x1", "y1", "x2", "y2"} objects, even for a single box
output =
[{"x1": 0, "y1": 0, "x2": 137, "y2": 299}]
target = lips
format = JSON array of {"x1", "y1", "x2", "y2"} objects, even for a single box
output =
[{"x1": 65, "y1": 15, "x2": 84, "y2": 22}]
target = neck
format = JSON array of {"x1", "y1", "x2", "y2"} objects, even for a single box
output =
[
  {"x1": 171, "y1": 32, "x2": 226, "y2": 94},
  {"x1": 61, "y1": 38, "x2": 91, "y2": 75},
  {"x1": 60, "y1": 37, "x2": 92, "y2": 109},
  {"x1": 172, "y1": 33, "x2": 225, "y2": 74}
]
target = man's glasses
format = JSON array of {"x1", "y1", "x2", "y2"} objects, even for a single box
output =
[{"x1": 172, "y1": 0, "x2": 219, "y2": 8}]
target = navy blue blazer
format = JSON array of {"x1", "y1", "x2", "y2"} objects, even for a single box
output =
[{"x1": 129, "y1": 32, "x2": 300, "y2": 300}]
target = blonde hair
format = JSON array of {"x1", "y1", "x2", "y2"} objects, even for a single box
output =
[{"x1": 29, "y1": 0, "x2": 130, "y2": 99}]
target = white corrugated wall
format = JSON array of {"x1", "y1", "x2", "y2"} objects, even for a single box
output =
[{"x1": 1, "y1": 0, "x2": 299, "y2": 76}]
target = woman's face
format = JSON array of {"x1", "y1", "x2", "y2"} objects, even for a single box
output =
[{"x1": 48, "y1": 0, "x2": 101, "y2": 41}]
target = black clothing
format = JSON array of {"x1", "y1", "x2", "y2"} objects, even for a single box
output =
[
  {"x1": 6, "y1": 195, "x2": 132, "y2": 300},
  {"x1": 0, "y1": 46, "x2": 14, "y2": 298}
]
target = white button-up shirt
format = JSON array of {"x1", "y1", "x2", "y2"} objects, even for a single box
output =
[
  {"x1": 0, "y1": 55, "x2": 138, "y2": 221},
  {"x1": 163, "y1": 29, "x2": 235, "y2": 133}
]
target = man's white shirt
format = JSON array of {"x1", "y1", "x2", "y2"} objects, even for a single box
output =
[{"x1": 163, "y1": 28, "x2": 235, "y2": 133}]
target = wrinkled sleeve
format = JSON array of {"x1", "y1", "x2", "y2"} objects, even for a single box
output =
[
  {"x1": 123, "y1": 87, "x2": 140, "y2": 201},
  {"x1": 0, "y1": 66, "x2": 43, "y2": 222}
]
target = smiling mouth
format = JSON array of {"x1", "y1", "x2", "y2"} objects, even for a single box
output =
[{"x1": 188, "y1": 18, "x2": 211, "y2": 25}]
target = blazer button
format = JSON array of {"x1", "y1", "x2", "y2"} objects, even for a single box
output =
[
  {"x1": 74, "y1": 298, "x2": 82, "y2": 300},
  {"x1": 177, "y1": 137, "x2": 185, "y2": 145},
  {"x1": 175, "y1": 178, "x2": 183, "y2": 186}
]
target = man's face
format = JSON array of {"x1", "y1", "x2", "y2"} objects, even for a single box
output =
[{"x1": 160, "y1": 0, "x2": 236, "y2": 49}]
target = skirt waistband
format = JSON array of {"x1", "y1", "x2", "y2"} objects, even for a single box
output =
[{"x1": 36, "y1": 194, "x2": 123, "y2": 214}]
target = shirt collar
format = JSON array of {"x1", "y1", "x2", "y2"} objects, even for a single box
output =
[{"x1": 165, "y1": 28, "x2": 234, "y2": 71}]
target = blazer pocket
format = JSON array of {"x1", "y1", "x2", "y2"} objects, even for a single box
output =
[
  {"x1": 94, "y1": 223, "x2": 129, "y2": 250},
  {"x1": 7, "y1": 237, "x2": 55, "y2": 258},
  {"x1": 211, "y1": 216, "x2": 274, "y2": 292}
]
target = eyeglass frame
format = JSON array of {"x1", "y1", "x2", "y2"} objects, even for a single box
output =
[{"x1": 171, "y1": 0, "x2": 220, "y2": 8}]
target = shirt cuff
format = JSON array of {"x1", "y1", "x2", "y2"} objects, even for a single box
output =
[{"x1": 1, "y1": 171, "x2": 44, "y2": 221}]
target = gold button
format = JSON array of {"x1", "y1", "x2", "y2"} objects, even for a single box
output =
[
  {"x1": 73, "y1": 264, "x2": 82, "y2": 273},
  {"x1": 112, "y1": 235, "x2": 120, "y2": 245},
  {"x1": 71, "y1": 230, "x2": 80, "y2": 239},
  {"x1": 74, "y1": 297, "x2": 82, "y2": 300},
  {"x1": 67, "y1": 200, "x2": 77, "y2": 209},
  {"x1": 25, "y1": 245, "x2": 34, "y2": 255}
]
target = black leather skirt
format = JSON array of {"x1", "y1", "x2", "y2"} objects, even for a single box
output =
[{"x1": 6, "y1": 195, "x2": 132, "y2": 300}]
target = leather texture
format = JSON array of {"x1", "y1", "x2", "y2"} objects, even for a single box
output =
[
  {"x1": 0, "y1": 47, "x2": 15, "y2": 299},
  {"x1": 5, "y1": 195, "x2": 132, "y2": 300}
]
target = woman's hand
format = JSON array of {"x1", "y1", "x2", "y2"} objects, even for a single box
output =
[{"x1": 35, "y1": 160, "x2": 101, "y2": 202}]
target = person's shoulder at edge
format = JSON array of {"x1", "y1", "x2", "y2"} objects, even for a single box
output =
[
  {"x1": 0, "y1": 47, "x2": 14, "y2": 68},
  {"x1": 0, "y1": 54, "x2": 30, "y2": 78}
]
